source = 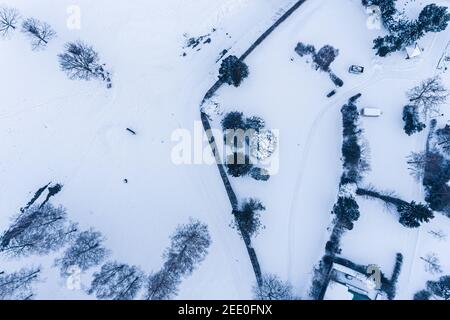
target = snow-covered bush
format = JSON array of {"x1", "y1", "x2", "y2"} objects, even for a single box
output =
[
  {"x1": 295, "y1": 42, "x2": 315, "y2": 57},
  {"x1": 233, "y1": 199, "x2": 265, "y2": 238},
  {"x1": 250, "y1": 167, "x2": 270, "y2": 181},
  {"x1": 402, "y1": 105, "x2": 425, "y2": 136},
  {"x1": 200, "y1": 100, "x2": 222, "y2": 119},
  {"x1": 250, "y1": 129, "x2": 277, "y2": 161},
  {"x1": 221, "y1": 111, "x2": 246, "y2": 131},
  {"x1": 313, "y1": 45, "x2": 339, "y2": 72}
]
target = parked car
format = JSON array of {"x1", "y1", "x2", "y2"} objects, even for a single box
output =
[
  {"x1": 349, "y1": 65, "x2": 365, "y2": 74},
  {"x1": 326, "y1": 89, "x2": 337, "y2": 98}
]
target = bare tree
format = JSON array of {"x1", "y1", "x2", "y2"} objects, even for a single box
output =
[
  {"x1": 55, "y1": 229, "x2": 109, "y2": 276},
  {"x1": 407, "y1": 151, "x2": 445, "y2": 182},
  {"x1": 0, "y1": 7, "x2": 20, "y2": 38},
  {"x1": 407, "y1": 151, "x2": 428, "y2": 181},
  {"x1": 163, "y1": 219, "x2": 211, "y2": 276},
  {"x1": 89, "y1": 262, "x2": 144, "y2": 300},
  {"x1": 253, "y1": 274, "x2": 295, "y2": 300},
  {"x1": 428, "y1": 229, "x2": 447, "y2": 241},
  {"x1": 58, "y1": 41, "x2": 112, "y2": 87},
  {"x1": 421, "y1": 253, "x2": 443, "y2": 275},
  {"x1": 436, "y1": 124, "x2": 450, "y2": 155},
  {"x1": 0, "y1": 267, "x2": 40, "y2": 300},
  {"x1": 146, "y1": 269, "x2": 181, "y2": 300},
  {"x1": 408, "y1": 76, "x2": 448, "y2": 117},
  {"x1": 0, "y1": 203, "x2": 77, "y2": 258},
  {"x1": 21, "y1": 18, "x2": 56, "y2": 50},
  {"x1": 146, "y1": 219, "x2": 211, "y2": 300}
]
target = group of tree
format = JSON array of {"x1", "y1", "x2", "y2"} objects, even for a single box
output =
[
  {"x1": 295, "y1": 42, "x2": 339, "y2": 72},
  {"x1": 0, "y1": 6, "x2": 55, "y2": 50},
  {"x1": 366, "y1": 1, "x2": 450, "y2": 56},
  {"x1": 0, "y1": 203, "x2": 78, "y2": 257},
  {"x1": 0, "y1": 202, "x2": 115, "y2": 299},
  {"x1": 414, "y1": 275, "x2": 450, "y2": 300},
  {"x1": 221, "y1": 111, "x2": 273, "y2": 181},
  {"x1": 295, "y1": 42, "x2": 343, "y2": 87},
  {"x1": 219, "y1": 55, "x2": 249, "y2": 87},
  {"x1": 410, "y1": 147, "x2": 450, "y2": 217},
  {"x1": 356, "y1": 187, "x2": 434, "y2": 228},
  {"x1": 0, "y1": 6, "x2": 111, "y2": 87},
  {"x1": 86, "y1": 219, "x2": 212, "y2": 301},
  {"x1": 145, "y1": 219, "x2": 211, "y2": 300}
]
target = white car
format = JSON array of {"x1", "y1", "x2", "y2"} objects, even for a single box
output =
[{"x1": 361, "y1": 108, "x2": 382, "y2": 117}]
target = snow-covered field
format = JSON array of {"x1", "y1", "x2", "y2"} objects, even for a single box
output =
[{"x1": 0, "y1": 0, "x2": 449, "y2": 300}]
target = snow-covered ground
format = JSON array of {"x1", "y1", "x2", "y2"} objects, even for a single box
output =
[
  {"x1": 0, "y1": 0, "x2": 299, "y2": 299},
  {"x1": 208, "y1": 0, "x2": 450, "y2": 299},
  {"x1": 1, "y1": 0, "x2": 449, "y2": 300}
]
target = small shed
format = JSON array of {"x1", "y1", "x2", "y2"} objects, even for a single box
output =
[{"x1": 406, "y1": 43, "x2": 422, "y2": 59}]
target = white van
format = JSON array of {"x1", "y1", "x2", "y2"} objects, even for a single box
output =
[{"x1": 361, "y1": 108, "x2": 382, "y2": 117}]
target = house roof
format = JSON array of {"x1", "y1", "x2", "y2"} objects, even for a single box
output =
[{"x1": 324, "y1": 280, "x2": 354, "y2": 300}]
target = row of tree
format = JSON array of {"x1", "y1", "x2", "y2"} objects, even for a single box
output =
[
  {"x1": 364, "y1": 1, "x2": 450, "y2": 57},
  {"x1": 407, "y1": 123, "x2": 450, "y2": 217},
  {"x1": 0, "y1": 6, "x2": 112, "y2": 88},
  {"x1": 326, "y1": 95, "x2": 367, "y2": 257},
  {"x1": 0, "y1": 202, "x2": 211, "y2": 300},
  {"x1": 340, "y1": 94, "x2": 369, "y2": 184},
  {"x1": 356, "y1": 187, "x2": 434, "y2": 228}
]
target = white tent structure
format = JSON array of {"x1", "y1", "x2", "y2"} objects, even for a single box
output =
[{"x1": 406, "y1": 43, "x2": 422, "y2": 59}]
